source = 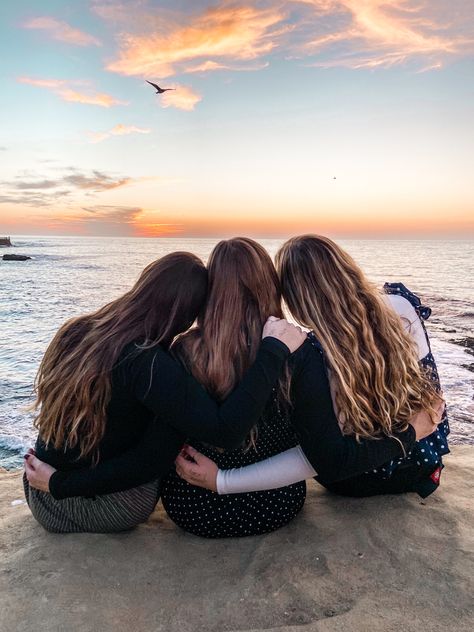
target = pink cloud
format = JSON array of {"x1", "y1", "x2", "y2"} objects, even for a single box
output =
[
  {"x1": 88, "y1": 124, "x2": 151, "y2": 143},
  {"x1": 295, "y1": 0, "x2": 473, "y2": 70},
  {"x1": 96, "y1": 0, "x2": 473, "y2": 76},
  {"x1": 17, "y1": 77, "x2": 126, "y2": 108},
  {"x1": 23, "y1": 16, "x2": 101, "y2": 47},
  {"x1": 105, "y1": 5, "x2": 286, "y2": 77},
  {"x1": 160, "y1": 86, "x2": 202, "y2": 111}
]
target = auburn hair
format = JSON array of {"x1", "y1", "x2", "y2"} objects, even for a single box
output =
[
  {"x1": 174, "y1": 237, "x2": 289, "y2": 447},
  {"x1": 276, "y1": 234, "x2": 438, "y2": 441},
  {"x1": 33, "y1": 252, "x2": 208, "y2": 461}
]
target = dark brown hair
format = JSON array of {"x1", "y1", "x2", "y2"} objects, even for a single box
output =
[{"x1": 33, "y1": 252, "x2": 208, "y2": 460}]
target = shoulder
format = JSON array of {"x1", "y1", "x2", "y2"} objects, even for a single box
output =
[
  {"x1": 117, "y1": 341, "x2": 168, "y2": 373},
  {"x1": 384, "y1": 294, "x2": 419, "y2": 322},
  {"x1": 290, "y1": 334, "x2": 325, "y2": 374}
]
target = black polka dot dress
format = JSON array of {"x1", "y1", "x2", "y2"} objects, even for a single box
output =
[{"x1": 160, "y1": 395, "x2": 306, "y2": 538}]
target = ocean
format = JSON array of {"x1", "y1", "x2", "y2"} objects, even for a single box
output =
[{"x1": 1, "y1": 236, "x2": 473, "y2": 468}]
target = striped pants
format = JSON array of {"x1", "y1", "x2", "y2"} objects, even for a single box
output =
[{"x1": 23, "y1": 474, "x2": 160, "y2": 534}]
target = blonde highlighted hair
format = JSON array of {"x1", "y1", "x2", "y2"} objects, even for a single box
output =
[
  {"x1": 33, "y1": 253, "x2": 208, "y2": 461},
  {"x1": 276, "y1": 235, "x2": 437, "y2": 441}
]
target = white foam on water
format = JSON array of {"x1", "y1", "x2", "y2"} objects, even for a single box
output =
[{"x1": 1, "y1": 236, "x2": 473, "y2": 466}]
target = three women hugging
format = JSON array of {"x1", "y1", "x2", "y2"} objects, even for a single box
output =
[{"x1": 24, "y1": 235, "x2": 449, "y2": 536}]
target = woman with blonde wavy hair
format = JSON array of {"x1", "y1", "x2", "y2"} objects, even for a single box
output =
[{"x1": 177, "y1": 235, "x2": 448, "y2": 501}]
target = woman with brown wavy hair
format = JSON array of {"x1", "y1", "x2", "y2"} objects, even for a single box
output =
[
  {"x1": 23, "y1": 251, "x2": 306, "y2": 533},
  {"x1": 176, "y1": 235, "x2": 447, "y2": 500}
]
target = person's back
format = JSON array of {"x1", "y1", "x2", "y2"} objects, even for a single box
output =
[
  {"x1": 161, "y1": 386, "x2": 306, "y2": 538},
  {"x1": 160, "y1": 238, "x2": 307, "y2": 538}
]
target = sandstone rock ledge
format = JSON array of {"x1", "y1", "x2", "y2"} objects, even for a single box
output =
[{"x1": 1, "y1": 446, "x2": 473, "y2": 632}]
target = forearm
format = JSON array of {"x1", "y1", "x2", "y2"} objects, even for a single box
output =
[
  {"x1": 291, "y1": 342, "x2": 417, "y2": 485},
  {"x1": 49, "y1": 423, "x2": 183, "y2": 500},
  {"x1": 158, "y1": 337, "x2": 290, "y2": 449},
  {"x1": 216, "y1": 445, "x2": 316, "y2": 494},
  {"x1": 308, "y1": 426, "x2": 416, "y2": 484}
]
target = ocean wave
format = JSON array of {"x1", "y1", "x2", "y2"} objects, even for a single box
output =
[{"x1": 0, "y1": 434, "x2": 30, "y2": 453}]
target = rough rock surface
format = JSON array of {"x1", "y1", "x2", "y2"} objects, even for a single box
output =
[{"x1": 1, "y1": 447, "x2": 473, "y2": 632}]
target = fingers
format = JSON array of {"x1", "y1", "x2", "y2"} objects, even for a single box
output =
[
  {"x1": 27, "y1": 455, "x2": 43, "y2": 470},
  {"x1": 175, "y1": 454, "x2": 191, "y2": 469},
  {"x1": 23, "y1": 454, "x2": 36, "y2": 471},
  {"x1": 175, "y1": 454, "x2": 199, "y2": 476},
  {"x1": 175, "y1": 457, "x2": 200, "y2": 482},
  {"x1": 24, "y1": 460, "x2": 36, "y2": 481},
  {"x1": 182, "y1": 445, "x2": 209, "y2": 465},
  {"x1": 182, "y1": 444, "x2": 198, "y2": 458}
]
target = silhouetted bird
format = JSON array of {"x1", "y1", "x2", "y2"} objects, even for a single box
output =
[{"x1": 146, "y1": 80, "x2": 175, "y2": 94}]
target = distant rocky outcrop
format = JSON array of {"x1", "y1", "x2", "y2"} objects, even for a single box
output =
[
  {"x1": 0, "y1": 236, "x2": 12, "y2": 247},
  {"x1": 2, "y1": 254, "x2": 31, "y2": 261}
]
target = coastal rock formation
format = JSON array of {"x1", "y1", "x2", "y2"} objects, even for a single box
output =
[
  {"x1": 0, "y1": 446, "x2": 472, "y2": 632},
  {"x1": 2, "y1": 254, "x2": 31, "y2": 261},
  {"x1": 0, "y1": 236, "x2": 12, "y2": 246}
]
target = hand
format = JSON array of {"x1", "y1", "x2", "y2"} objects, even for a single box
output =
[
  {"x1": 409, "y1": 395, "x2": 445, "y2": 441},
  {"x1": 24, "y1": 449, "x2": 56, "y2": 493},
  {"x1": 175, "y1": 445, "x2": 218, "y2": 492},
  {"x1": 262, "y1": 316, "x2": 306, "y2": 353}
]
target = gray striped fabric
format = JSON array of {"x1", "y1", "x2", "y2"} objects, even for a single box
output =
[{"x1": 23, "y1": 474, "x2": 160, "y2": 534}]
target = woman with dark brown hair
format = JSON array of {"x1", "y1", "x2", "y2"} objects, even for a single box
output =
[
  {"x1": 23, "y1": 251, "x2": 305, "y2": 533},
  {"x1": 177, "y1": 235, "x2": 447, "y2": 501}
]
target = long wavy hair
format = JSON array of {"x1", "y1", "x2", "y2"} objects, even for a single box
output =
[
  {"x1": 33, "y1": 252, "x2": 208, "y2": 461},
  {"x1": 174, "y1": 237, "x2": 288, "y2": 447},
  {"x1": 276, "y1": 235, "x2": 437, "y2": 441}
]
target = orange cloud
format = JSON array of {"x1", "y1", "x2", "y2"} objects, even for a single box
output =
[
  {"x1": 185, "y1": 60, "x2": 270, "y2": 73},
  {"x1": 97, "y1": 0, "x2": 473, "y2": 79},
  {"x1": 17, "y1": 77, "x2": 126, "y2": 107},
  {"x1": 297, "y1": 0, "x2": 473, "y2": 69},
  {"x1": 23, "y1": 16, "x2": 101, "y2": 47},
  {"x1": 106, "y1": 5, "x2": 286, "y2": 77},
  {"x1": 88, "y1": 123, "x2": 151, "y2": 143},
  {"x1": 161, "y1": 86, "x2": 202, "y2": 111}
]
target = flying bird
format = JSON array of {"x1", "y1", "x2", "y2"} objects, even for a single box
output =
[{"x1": 146, "y1": 80, "x2": 175, "y2": 94}]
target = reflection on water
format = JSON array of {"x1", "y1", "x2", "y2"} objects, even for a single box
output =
[{"x1": 1, "y1": 236, "x2": 473, "y2": 466}]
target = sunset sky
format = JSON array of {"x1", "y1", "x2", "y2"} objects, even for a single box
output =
[{"x1": 1, "y1": 0, "x2": 473, "y2": 238}]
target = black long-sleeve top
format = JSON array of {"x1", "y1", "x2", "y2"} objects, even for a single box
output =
[
  {"x1": 288, "y1": 338, "x2": 416, "y2": 483},
  {"x1": 45, "y1": 336, "x2": 416, "y2": 500},
  {"x1": 42, "y1": 337, "x2": 290, "y2": 499}
]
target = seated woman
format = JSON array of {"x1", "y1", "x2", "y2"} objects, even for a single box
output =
[
  {"x1": 23, "y1": 251, "x2": 305, "y2": 533},
  {"x1": 176, "y1": 235, "x2": 448, "y2": 500},
  {"x1": 159, "y1": 238, "x2": 308, "y2": 538}
]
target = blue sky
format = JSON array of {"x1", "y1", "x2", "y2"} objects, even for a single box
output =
[{"x1": 1, "y1": 0, "x2": 473, "y2": 237}]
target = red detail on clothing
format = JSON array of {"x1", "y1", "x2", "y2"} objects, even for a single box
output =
[{"x1": 430, "y1": 467, "x2": 442, "y2": 485}]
